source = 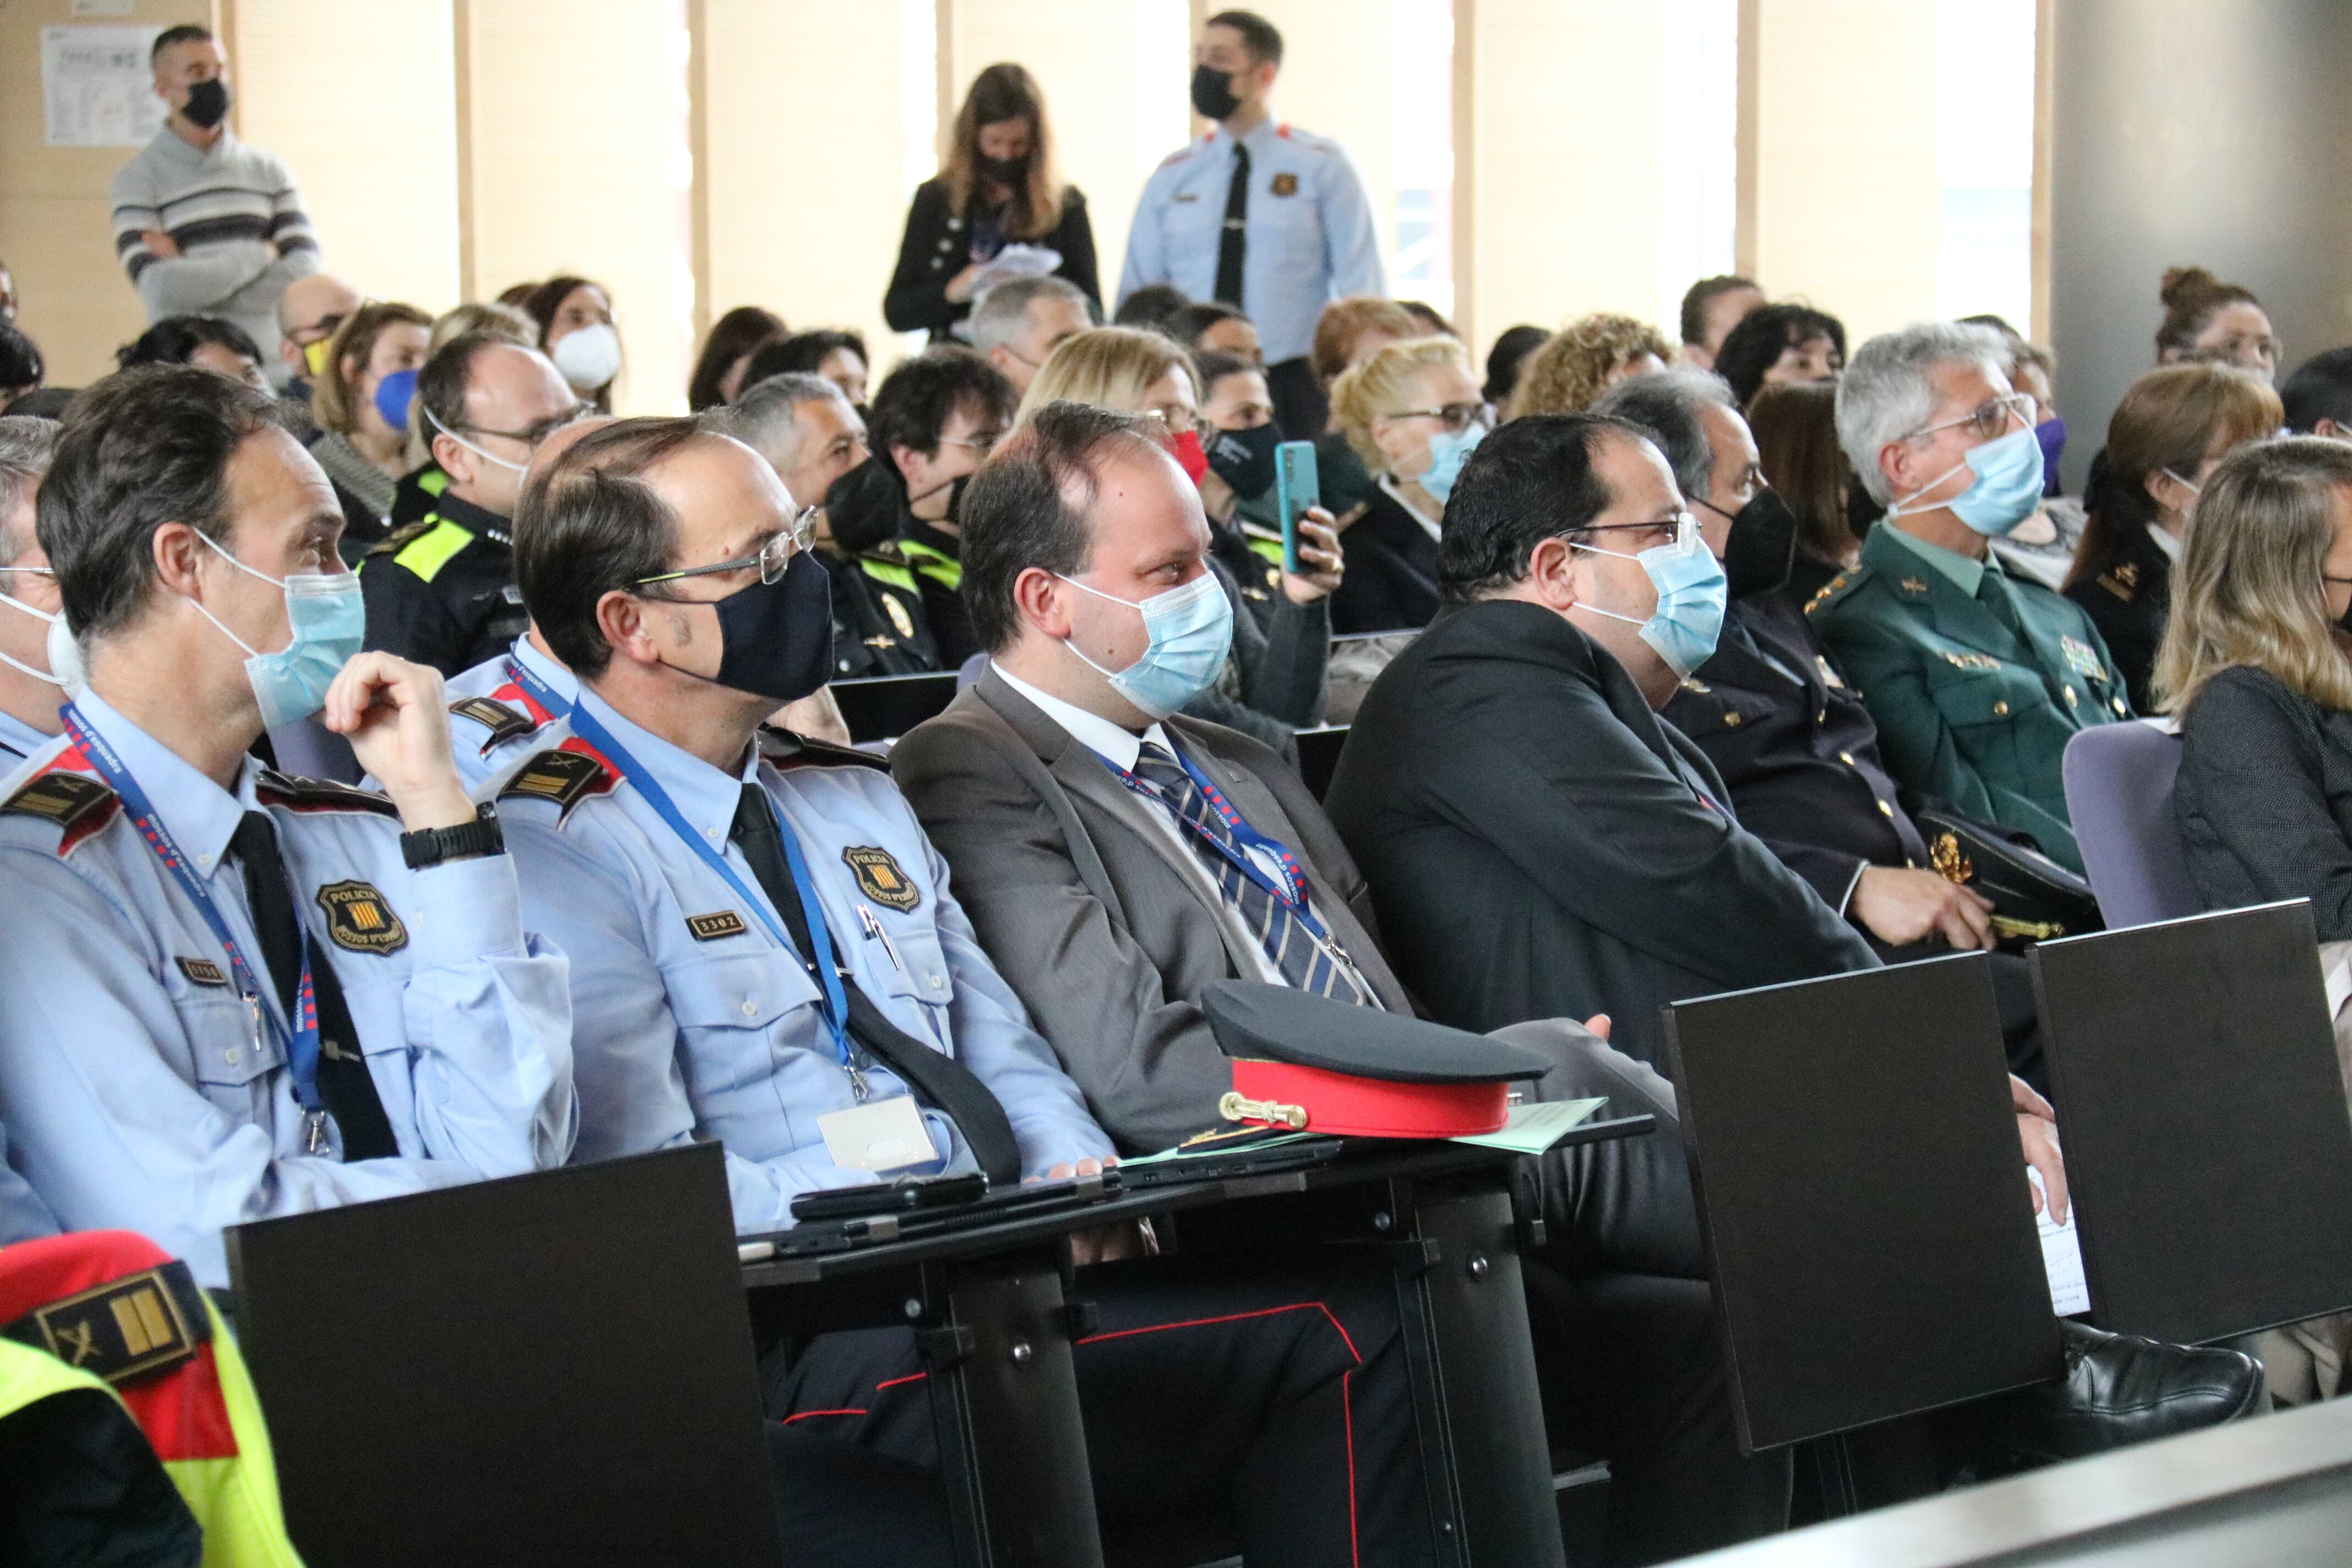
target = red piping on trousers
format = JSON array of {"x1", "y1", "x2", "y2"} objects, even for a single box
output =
[{"x1": 781, "y1": 1407, "x2": 868, "y2": 1424}]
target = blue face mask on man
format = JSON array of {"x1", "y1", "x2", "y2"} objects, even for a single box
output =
[
  {"x1": 187, "y1": 533, "x2": 366, "y2": 731},
  {"x1": 1569, "y1": 518, "x2": 1727, "y2": 679},
  {"x1": 1419, "y1": 424, "x2": 1485, "y2": 504},
  {"x1": 1057, "y1": 569, "x2": 1235, "y2": 720},
  {"x1": 1888, "y1": 422, "x2": 2046, "y2": 538}
]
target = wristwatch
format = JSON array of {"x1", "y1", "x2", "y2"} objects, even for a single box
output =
[{"x1": 400, "y1": 802, "x2": 507, "y2": 870}]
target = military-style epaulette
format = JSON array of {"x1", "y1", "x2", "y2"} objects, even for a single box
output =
[
  {"x1": 756, "y1": 726, "x2": 890, "y2": 775},
  {"x1": 1, "y1": 753, "x2": 118, "y2": 856},
  {"x1": 0, "y1": 1259, "x2": 210, "y2": 1385},
  {"x1": 256, "y1": 770, "x2": 400, "y2": 817},
  {"x1": 449, "y1": 695, "x2": 539, "y2": 753},
  {"x1": 497, "y1": 740, "x2": 622, "y2": 822},
  {"x1": 368, "y1": 516, "x2": 440, "y2": 559},
  {"x1": 1804, "y1": 570, "x2": 1861, "y2": 617},
  {"x1": 2095, "y1": 560, "x2": 2140, "y2": 603}
]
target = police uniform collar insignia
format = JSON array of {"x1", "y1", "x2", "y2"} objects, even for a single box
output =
[
  {"x1": 1804, "y1": 574, "x2": 1848, "y2": 616},
  {"x1": 1815, "y1": 655, "x2": 1846, "y2": 689},
  {"x1": 1, "y1": 1260, "x2": 209, "y2": 1386},
  {"x1": 450, "y1": 695, "x2": 536, "y2": 752},
  {"x1": 315, "y1": 880, "x2": 409, "y2": 954},
  {"x1": 843, "y1": 845, "x2": 921, "y2": 912},
  {"x1": 687, "y1": 910, "x2": 749, "y2": 941},
  {"x1": 2, "y1": 753, "x2": 119, "y2": 855},
  {"x1": 1270, "y1": 171, "x2": 1299, "y2": 196},
  {"x1": 497, "y1": 740, "x2": 622, "y2": 821},
  {"x1": 883, "y1": 595, "x2": 916, "y2": 639},
  {"x1": 1899, "y1": 576, "x2": 1930, "y2": 596},
  {"x1": 1678, "y1": 676, "x2": 1711, "y2": 694},
  {"x1": 255, "y1": 770, "x2": 399, "y2": 816}
]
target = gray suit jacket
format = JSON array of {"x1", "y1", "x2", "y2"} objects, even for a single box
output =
[{"x1": 890, "y1": 666, "x2": 1412, "y2": 1153}]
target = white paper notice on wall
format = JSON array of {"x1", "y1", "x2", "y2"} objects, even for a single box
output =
[
  {"x1": 41, "y1": 24, "x2": 165, "y2": 148},
  {"x1": 71, "y1": 0, "x2": 138, "y2": 16}
]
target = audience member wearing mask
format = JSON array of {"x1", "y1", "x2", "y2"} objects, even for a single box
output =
[
  {"x1": 109, "y1": 25, "x2": 320, "y2": 382},
  {"x1": 2155, "y1": 266, "x2": 2278, "y2": 384},
  {"x1": 1745, "y1": 381, "x2": 1864, "y2": 603},
  {"x1": 1952, "y1": 324, "x2": 2086, "y2": 591},
  {"x1": 1482, "y1": 324, "x2": 1550, "y2": 418},
  {"x1": 0, "y1": 420, "x2": 68, "y2": 765},
  {"x1": 306, "y1": 301, "x2": 432, "y2": 559},
  {"x1": 2283, "y1": 345, "x2": 2352, "y2": 440},
  {"x1": 1814, "y1": 323, "x2": 2130, "y2": 873},
  {"x1": 1327, "y1": 335, "x2": 1490, "y2": 633},
  {"x1": 1017, "y1": 328, "x2": 1335, "y2": 750},
  {"x1": 522, "y1": 275, "x2": 622, "y2": 413},
  {"x1": 1714, "y1": 302, "x2": 1847, "y2": 409},
  {"x1": 887, "y1": 63, "x2": 1101, "y2": 342},
  {"x1": 1306, "y1": 296, "x2": 1421, "y2": 525},
  {"x1": 743, "y1": 330, "x2": 871, "y2": 412},
  {"x1": 966, "y1": 275, "x2": 1093, "y2": 394},
  {"x1": 1505, "y1": 313, "x2": 1673, "y2": 420},
  {"x1": 274, "y1": 273, "x2": 362, "y2": 414},
  {"x1": 361, "y1": 335, "x2": 581, "y2": 676},
  {"x1": 686, "y1": 305, "x2": 786, "y2": 411},
  {"x1": 2065, "y1": 363, "x2": 2281, "y2": 712},
  {"x1": 384, "y1": 302, "x2": 543, "y2": 533},
  {"x1": 1678, "y1": 275, "x2": 1765, "y2": 372},
  {"x1": 116, "y1": 314, "x2": 270, "y2": 390},
  {"x1": 1192, "y1": 347, "x2": 1292, "y2": 562},
  {"x1": 0, "y1": 324, "x2": 43, "y2": 413},
  {"x1": 872, "y1": 348, "x2": 1021, "y2": 668}
]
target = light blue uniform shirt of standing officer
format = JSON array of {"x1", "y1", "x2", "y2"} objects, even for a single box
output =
[
  {"x1": 494, "y1": 687, "x2": 1114, "y2": 1235},
  {"x1": 1120, "y1": 115, "x2": 1384, "y2": 366},
  {"x1": 0, "y1": 689, "x2": 577, "y2": 1286}
]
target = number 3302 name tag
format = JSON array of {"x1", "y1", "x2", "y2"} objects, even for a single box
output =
[{"x1": 818, "y1": 1094, "x2": 939, "y2": 1173}]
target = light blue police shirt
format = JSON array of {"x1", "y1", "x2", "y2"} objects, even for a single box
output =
[{"x1": 441, "y1": 634, "x2": 579, "y2": 792}]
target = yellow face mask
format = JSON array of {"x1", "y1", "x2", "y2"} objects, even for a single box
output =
[{"x1": 301, "y1": 337, "x2": 331, "y2": 378}]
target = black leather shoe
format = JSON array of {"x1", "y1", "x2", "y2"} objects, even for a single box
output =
[{"x1": 1990, "y1": 1321, "x2": 2265, "y2": 1471}]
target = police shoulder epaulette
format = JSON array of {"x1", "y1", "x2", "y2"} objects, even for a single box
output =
[
  {"x1": 0, "y1": 752, "x2": 118, "y2": 855},
  {"x1": 449, "y1": 694, "x2": 539, "y2": 752},
  {"x1": 1803, "y1": 569, "x2": 1863, "y2": 617},
  {"x1": 367, "y1": 516, "x2": 440, "y2": 559},
  {"x1": 756, "y1": 726, "x2": 890, "y2": 775},
  {"x1": 497, "y1": 740, "x2": 622, "y2": 821},
  {"x1": 257, "y1": 769, "x2": 400, "y2": 817}
]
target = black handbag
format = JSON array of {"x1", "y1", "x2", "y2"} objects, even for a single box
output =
[{"x1": 1912, "y1": 808, "x2": 2104, "y2": 946}]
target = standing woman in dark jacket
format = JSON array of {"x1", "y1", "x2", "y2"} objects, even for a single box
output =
[
  {"x1": 885, "y1": 64, "x2": 1100, "y2": 341},
  {"x1": 2064, "y1": 363, "x2": 2279, "y2": 711},
  {"x1": 2162, "y1": 438, "x2": 2352, "y2": 939}
]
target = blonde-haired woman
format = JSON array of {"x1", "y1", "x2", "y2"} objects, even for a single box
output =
[
  {"x1": 1327, "y1": 335, "x2": 1485, "y2": 631},
  {"x1": 1020, "y1": 326, "x2": 1341, "y2": 750},
  {"x1": 1506, "y1": 313, "x2": 1671, "y2": 420},
  {"x1": 307, "y1": 301, "x2": 431, "y2": 558},
  {"x1": 2162, "y1": 438, "x2": 2352, "y2": 938}
]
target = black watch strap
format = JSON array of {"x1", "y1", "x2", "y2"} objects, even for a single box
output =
[{"x1": 400, "y1": 802, "x2": 505, "y2": 870}]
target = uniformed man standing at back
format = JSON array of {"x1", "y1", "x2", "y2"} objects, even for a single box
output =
[{"x1": 1121, "y1": 10, "x2": 1383, "y2": 442}]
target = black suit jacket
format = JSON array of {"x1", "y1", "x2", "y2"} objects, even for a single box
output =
[
  {"x1": 883, "y1": 178, "x2": 1101, "y2": 337},
  {"x1": 2064, "y1": 523, "x2": 2171, "y2": 714},
  {"x1": 1324, "y1": 598, "x2": 1879, "y2": 1068},
  {"x1": 1664, "y1": 592, "x2": 1929, "y2": 909},
  {"x1": 1330, "y1": 483, "x2": 1441, "y2": 634}
]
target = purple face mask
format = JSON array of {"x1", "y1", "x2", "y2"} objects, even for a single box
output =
[{"x1": 2034, "y1": 413, "x2": 2067, "y2": 497}]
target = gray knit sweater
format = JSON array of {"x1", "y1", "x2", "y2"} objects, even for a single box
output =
[{"x1": 108, "y1": 127, "x2": 320, "y2": 366}]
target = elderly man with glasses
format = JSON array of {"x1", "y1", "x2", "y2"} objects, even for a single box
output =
[{"x1": 1811, "y1": 322, "x2": 2132, "y2": 874}]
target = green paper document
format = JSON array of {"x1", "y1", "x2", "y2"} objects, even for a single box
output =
[{"x1": 1450, "y1": 1097, "x2": 1607, "y2": 1156}]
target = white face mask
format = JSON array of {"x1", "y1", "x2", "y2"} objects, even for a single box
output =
[
  {"x1": 0, "y1": 567, "x2": 63, "y2": 687},
  {"x1": 550, "y1": 323, "x2": 622, "y2": 393}
]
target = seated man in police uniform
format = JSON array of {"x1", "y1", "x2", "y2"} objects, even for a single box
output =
[
  {"x1": 0, "y1": 366, "x2": 575, "y2": 1288},
  {"x1": 1812, "y1": 322, "x2": 2129, "y2": 874},
  {"x1": 0, "y1": 418, "x2": 67, "y2": 767},
  {"x1": 494, "y1": 418, "x2": 1442, "y2": 1567},
  {"x1": 361, "y1": 333, "x2": 582, "y2": 678}
]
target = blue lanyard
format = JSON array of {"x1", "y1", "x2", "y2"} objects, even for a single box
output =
[
  {"x1": 61, "y1": 705, "x2": 330, "y2": 1124},
  {"x1": 507, "y1": 652, "x2": 574, "y2": 722},
  {"x1": 1101, "y1": 744, "x2": 1332, "y2": 941},
  {"x1": 563, "y1": 701, "x2": 856, "y2": 1073}
]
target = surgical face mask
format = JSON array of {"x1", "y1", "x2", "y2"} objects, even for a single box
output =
[
  {"x1": 1169, "y1": 429, "x2": 1210, "y2": 487},
  {"x1": 1418, "y1": 424, "x2": 1485, "y2": 504},
  {"x1": 2160, "y1": 467, "x2": 2204, "y2": 503},
  {"x1": 550, "y1": 323, "x2": 621, "y2": 394},
  {"x1": 1568, "y1": 522, "x2": 1728, "y2": 679},
  {"x1": 1708, "y1": 488, "x2": 1801, "y2": 601},
  {"x1": 187, "y1": 534, "x2": 365, "y2": 731},
  {"x1": 421, "y1": 403, "x2": 527, "y2": 476},
  {"x1": 46, "y1": 616, "x2": 83, "y2": 696},
  {"x1": 1057, "y1": 570, "x2": 1235, "y2": 720},
  {"x1": 2034, "y1": 414, "x2": 2067, "y2": 497},
  {"x1": 1887, "y1": 423, "x2": 2045, "y2": 538},
  {"x1": 374, "y1": 368, "x2": 417, "y2": 433},
  {"x1": 1190, "y1": 63, "x2": 1244, "y2": 121},
  {"x1": 301, "y1": 338, "x2": 332, "y2": 379},
  {"x1": 183, "y1": 78, "x2": 231, "y2": 129},
  {"x1": 1206, "y1": 423, "x2": 1280, "y2": 497},
  {"x1": 0, "y1": 568, "x2": 63, "y2": 688},
  {"x1": 665, "y1": 549, "x2": 834, "y2": 704}
]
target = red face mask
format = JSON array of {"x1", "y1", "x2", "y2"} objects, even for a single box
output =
[{"x1": 1169, "y1": 428, "x2": 1210, "y2": 486}]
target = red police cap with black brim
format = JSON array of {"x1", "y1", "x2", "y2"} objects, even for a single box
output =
[{"x1": 1202, "y1": 981, "x2": 1554, "y2": 1138}]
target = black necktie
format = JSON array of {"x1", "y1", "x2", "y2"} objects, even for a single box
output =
[
  {"x1": 727, "y1": 784, "x2": 1021, "y2": 1185},
  {"x1": 227, "y1": 812, "x2": 399, "y2": 1161},
  {"x1": 1214, "y1": 142, "x2": 1250, "y2": 308}
]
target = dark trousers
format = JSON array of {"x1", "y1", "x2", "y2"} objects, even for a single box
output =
[
  {"x1": 766, "y1": 1251, "x2": 1434, "y2": 1568},
  {"x1": 1266, "y1": 356, "x2": 1330, "y2": 442}
]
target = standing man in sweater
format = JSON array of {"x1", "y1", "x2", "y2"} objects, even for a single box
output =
[{"x1": 109, "y1": 26, "x2": 320, "y2": 383}]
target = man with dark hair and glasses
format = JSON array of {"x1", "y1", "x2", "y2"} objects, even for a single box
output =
[
  {"x1": 361, "y1": 333, "x2": 584, "y2": 677},
  {"x1": 868, "y1": 347, "x2": 1021, "y2": 668}
]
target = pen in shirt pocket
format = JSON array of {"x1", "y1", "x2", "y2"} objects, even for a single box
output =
[{"x1": 857, "y1": 904, "x2": 905, "y2": 972}]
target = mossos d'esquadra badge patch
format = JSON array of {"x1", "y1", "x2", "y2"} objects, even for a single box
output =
[
  {"x1": 841, "y1": 846, "x2": 921, "y2": 912},
  {"x1": 314, "y1": 880, "x2": 410, "y2": 954}
]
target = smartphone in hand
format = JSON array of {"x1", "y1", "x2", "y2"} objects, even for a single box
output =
[{"x1": 1275, "y1": 440, "x2": 1320, "y2": 574}]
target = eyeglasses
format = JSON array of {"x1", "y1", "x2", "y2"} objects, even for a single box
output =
[
  {"x1": 1905, "y1": 393, "x2": 2034, "y2": 445},
  {"x1": 2193, "y1": 335, "x2": 2282, "y2": 366},
  {"x1": 634, "y1": 506, "x2": 819, "y2": 590},
  {"x1": 1390, "y1": 402, "x2": 1493, "y2": 435},
  {"x1": 466, "y1": 405, "x2": 593, "y2": 448},
  {"x1": 937, "y1": 429, "x2": 1006, "y2": 458},
  {"x1": 1579, "y1": 513, "x2": 1701, "y2": 553},
  {"x1": 1136, "y1": 409, "x2": 1212, "y2": 443}
]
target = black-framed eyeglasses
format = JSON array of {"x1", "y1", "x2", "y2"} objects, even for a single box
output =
[
  {"x1": 464, "y1": 405, "x2": 594, "y2": 448},
  {"x1": 634, "y1": 507, "x2": 819, "y2": 590},
  {"x1": 1905, "y1": 394, "x2": 2033, "y2": 445},
  {"x1": 1390, "y1": 402, "x2": 1492, "y2": 435},
  {"x1": 1577, "y1": 514, "x2": 1701, "y2": 553}
]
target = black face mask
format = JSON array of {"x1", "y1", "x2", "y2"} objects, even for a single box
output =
[
  {"x1": 1206, "y1": 423, "x2": 1281, "y2": 497},
  {"x1": 698, "y1": 549, "x2": 836, "y2": 704},
  {"x1": 976, "y1": 153, "x2": 1028, "y2": 186},
  {"x1": 1709, "y1": 488, "x2": 1802, "y2": 601},
  {"x1": 183, "y1": 78, "x2": 231, "y2": 129},
  {"x1": 1190, "y1": 64, "x2": 1244, "y2": 121}
]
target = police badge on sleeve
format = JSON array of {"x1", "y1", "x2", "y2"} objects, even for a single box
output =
[{"x1": 315, "y1": 880, "x2": 411, "y2": 954}]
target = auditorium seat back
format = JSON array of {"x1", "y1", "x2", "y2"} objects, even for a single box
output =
[{"x1": 2061, "y1": 720, "x2": 2202, "y2": 928}]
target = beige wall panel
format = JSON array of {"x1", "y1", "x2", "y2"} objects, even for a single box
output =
[
  {"x1": 699, "y1": 2, "x2": 912, "y2": 372},
  {"x1": 944, "y1": 0, "x2": 1191, "y2": 313},
  {"x1": 0, "y1": 0, "x2": 211, "y2": 385},
  {"x1": 460, "y1": 0, "x2": 693, "y2": 415},
  {"x1": 1747, "y1": 0, "x2": 1941, "y2": 342}
]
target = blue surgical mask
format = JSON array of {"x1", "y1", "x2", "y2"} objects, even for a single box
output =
[
  {"x1": 188, "y1": 535, "x2": 366, "y2": 731},
  {"x1": 1570, "y1": 522, "x2": 1727, "y2": 679},
  {"x1": 374, "y1": 368, "x2": 418, "y2": 433},
  {"x1": 1057, "y1": 570, "x2": 1235, "y2": 720},
  {"x1": 1419, "y1": 424, "x2": 1485, "y2": 504},
  {"x1": 1889, "y1": 423, "x2": 2045, "y2": 538}
]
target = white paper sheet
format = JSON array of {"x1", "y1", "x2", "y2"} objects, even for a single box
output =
[
  {"x1": 2029, "y1": 1166, "x2": 2092, "y2": 1317},
  {"x1": 42, "y1": 25, "x2": 165, "y2": 148}
]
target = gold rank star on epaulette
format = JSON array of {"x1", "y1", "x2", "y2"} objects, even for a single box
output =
[{"x1": 1804, "y1": 574, "x2": 1848, "y2": 616}]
